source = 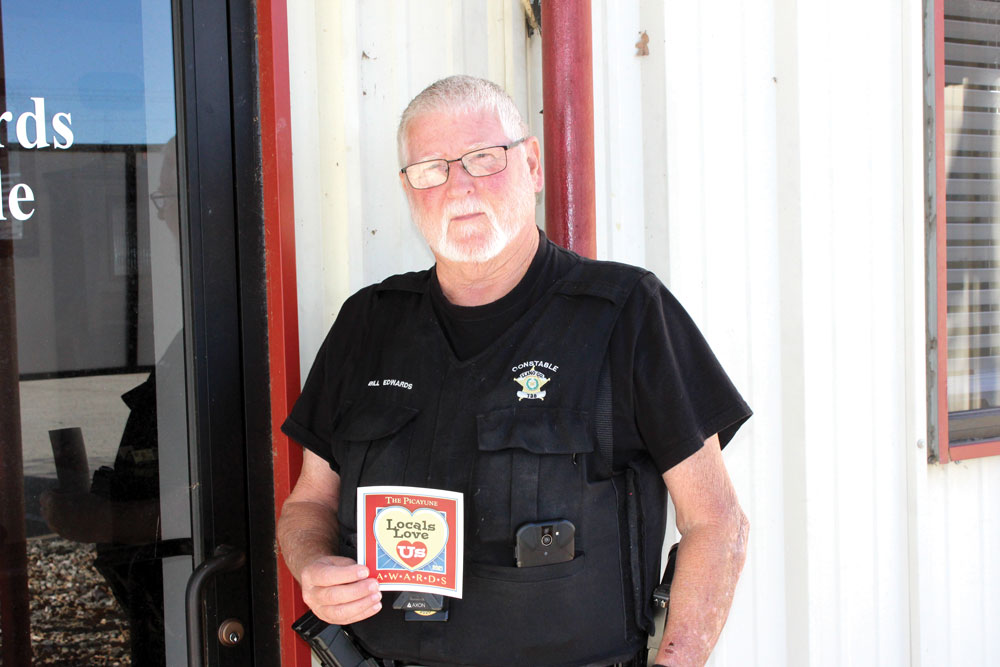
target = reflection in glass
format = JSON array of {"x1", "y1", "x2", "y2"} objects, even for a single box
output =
[
  {"x1": 943, "y1": 0, "x2": 1000, "y2": 442},
  {"x1": 0, "y1": 0, "x2": 186, "y2": 664}
]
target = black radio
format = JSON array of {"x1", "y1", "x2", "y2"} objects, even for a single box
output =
[{"x1": 291, "y1": 610, "x2": 380, "y2": 667}]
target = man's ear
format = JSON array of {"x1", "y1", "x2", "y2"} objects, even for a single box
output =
[{"x1": 524, "y1": 136, "x2": 544, "y2": 193}]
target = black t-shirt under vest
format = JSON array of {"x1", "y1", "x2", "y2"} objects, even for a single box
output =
[
  {"x1": 429, "y1": 228, "x2": 566, "y2": 361},
  {"x1": 283, "y1": 237, "x2": 751, "y2": 666}
]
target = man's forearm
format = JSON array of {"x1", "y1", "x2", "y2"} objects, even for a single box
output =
[
  {"x1": 111, "y1": 498, "x2": 161, "y2": 544},
  {"x1": 653, "y1": 513, "x2": 749, "y2": 667},
  {"x1": 277, "y1": 499, "x2": 340, "y2": 581}
]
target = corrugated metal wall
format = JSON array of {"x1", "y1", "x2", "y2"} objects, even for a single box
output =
[
  {"x1": 287, "y1": 0, "x2": 540, "y2": 373},
  {"x1": 285, "y1": 1, "x2": 1000, "y2": 664}
]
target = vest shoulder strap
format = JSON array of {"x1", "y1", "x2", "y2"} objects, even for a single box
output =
[
  {"x1": 557, "y1": 259, "x2": 648, "y2": 469},
  {"x1": 555, "y1": 259, "x2": 649, "y2": 305},
  {"x1": 596, "y1": 351, "x2": 613, "y2": 471}
]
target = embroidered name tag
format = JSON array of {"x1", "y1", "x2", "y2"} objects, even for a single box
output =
[{"x1": 367, "y1": 378, "x2": 414, "y2": 390}]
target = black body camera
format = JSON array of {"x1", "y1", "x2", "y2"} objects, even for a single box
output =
[{"x1": 514, "y1": 519, "x2": 575, "y2": 567}]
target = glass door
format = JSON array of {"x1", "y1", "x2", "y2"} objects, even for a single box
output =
[{"x1": 0, "y1": 0, "x2": 274, "y2": 664}]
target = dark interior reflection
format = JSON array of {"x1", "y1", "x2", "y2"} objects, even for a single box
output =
[{"x1": 0, "y1": 0, "x2": 183, "y2": 663}]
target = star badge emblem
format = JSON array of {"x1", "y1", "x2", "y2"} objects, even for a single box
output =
[{"x1": 514, "y1": 365, "x2": 550, "y2": 401}]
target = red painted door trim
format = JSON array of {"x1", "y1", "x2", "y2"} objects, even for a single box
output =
[
  {"x1": 934, "y1": 0, "x2": 951, "y2": 463},
  {"x1": 256, "y1": 1, "x2": 310, "y2": 665}
]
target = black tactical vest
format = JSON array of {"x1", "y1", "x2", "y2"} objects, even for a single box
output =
[{"x1": 330, "y1": 259, "x2": 667, "y2": 666}]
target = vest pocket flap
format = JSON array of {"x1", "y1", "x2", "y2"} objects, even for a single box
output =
[
  {"x1": 476, "y1": 407, "x2": 593, "y2": 454},
  {"x1": 333, "y1": 403, "x2": 419, "y2": 442}
]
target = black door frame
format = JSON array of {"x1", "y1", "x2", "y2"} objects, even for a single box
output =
[{"x1": 174, "y1": 0, "x2": 279, "y2": 663}]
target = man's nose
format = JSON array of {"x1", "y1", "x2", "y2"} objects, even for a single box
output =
[{"x1": 446, "y1": 161, "x2": 476, "y2": 196}]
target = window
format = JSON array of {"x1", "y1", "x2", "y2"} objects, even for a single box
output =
[
  {"x1": 0, "y1": 1, "x2": 189, "y2": 663},
  {"x1": 933, "y1": 0, "x2": 1000, "y2": 461}
]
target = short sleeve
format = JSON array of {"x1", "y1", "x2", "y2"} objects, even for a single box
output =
[
  {"x1": 620, "y1": 274, "x2": 751, "y2": 474},
  {"x1": 281, "y1": 288, "x2": 374, "y2": 472}
]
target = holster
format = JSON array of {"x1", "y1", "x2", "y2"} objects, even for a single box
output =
[{"x1": 646, "y1": 542, "x2": 679, "y2": 665}]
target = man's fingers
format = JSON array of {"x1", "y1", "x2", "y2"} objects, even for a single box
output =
[
  {"x1": 305, "y1": 577, "x2": 380, "y2": 609},
  {"x1": 299, "y1": 555, "x2": 382, "y2": 624},
  {"x1": 313, "y1": 594, "x2": 383, "y2": 626},
  {"x1": 301, "y1": 558, "x2": 368, "y2": 587}
]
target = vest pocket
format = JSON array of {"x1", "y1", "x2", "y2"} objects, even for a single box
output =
[
  {"x1": 331, "y1": 402, "x2": 420, "y2": 552},
  {"x1": 473, "y1": 407, "x2": 593, "y2": 548},
  {"x1": 443, "y1": 548, "x2": 631, "y2": 665}
]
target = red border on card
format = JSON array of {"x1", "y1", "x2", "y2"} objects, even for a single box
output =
[{"x1": 361, "y1": 493, "x2": 460, "y2": 595}]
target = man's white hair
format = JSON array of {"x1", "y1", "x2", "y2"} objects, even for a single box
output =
[{"x1": 397, "y1": 75, "x2": 530, "y2": 167}]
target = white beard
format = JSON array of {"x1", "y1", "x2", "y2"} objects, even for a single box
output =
[
  {"x1": 433, "y1": 198, "x2": 510, "y2": 263},
  {"x1": 410, "y1": 174, "x2": 536, "y2": 264}
]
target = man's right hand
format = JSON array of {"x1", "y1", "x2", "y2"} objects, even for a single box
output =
[
  {"x1": 39, "y1": 489, "x2": 111, "y2": 543},
  {"x1": 300, "y1": 555, "x2": 383, "y2": 625},
  {"x1": 277, "y1": 451, "x2": 380, "y2": 623}
]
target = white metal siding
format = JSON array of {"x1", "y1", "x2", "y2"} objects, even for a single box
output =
[
  {"x1": 287, "y1": 0, "x2": 536, "y2": 376},
  {"x1": 285, "y1": 1, "x2": 1000, "y2": 665},
  {"x1": 925, "y1": 459, "x2": 1000, "y2": 666}
]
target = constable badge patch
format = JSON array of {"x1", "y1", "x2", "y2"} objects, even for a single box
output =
[{"x1": 514, "y1": 364, "x2": 551, "y2": 401}]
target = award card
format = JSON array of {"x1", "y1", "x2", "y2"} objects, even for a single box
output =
[{"x1": 357, "y1": 485, "x2": 464, "y2": 598}]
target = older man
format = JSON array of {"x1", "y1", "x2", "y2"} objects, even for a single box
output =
[{"x1": 278, "y1": 75, "x2": 751, "y2": 667}]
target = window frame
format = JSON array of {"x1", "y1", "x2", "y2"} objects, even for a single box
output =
[{"x1": 931, "y1": 0, "x2": 1000, "y2": 463}]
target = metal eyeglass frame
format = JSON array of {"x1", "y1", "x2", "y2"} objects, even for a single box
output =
[{"x1": 400, "y1": 137, "x2": 528, "y2": 189}]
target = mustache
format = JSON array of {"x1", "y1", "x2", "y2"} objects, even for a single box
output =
[{"x1": 443, "y1": 197, "x2": 492, "y2": 219}]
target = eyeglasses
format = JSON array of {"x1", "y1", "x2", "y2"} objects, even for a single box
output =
[
  {"x1": 401, "y1": 137, "x2": 527, "y2": 190},
  {"x1": 149, "y1": 190, "x2": 175, "y2": 213}
]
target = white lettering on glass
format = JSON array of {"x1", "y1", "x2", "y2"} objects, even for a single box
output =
[
  {"x1": 8, "y1": 184, "x2": 35, "y2": 221},
  {"x1": 15, "y1": 97, "x2": 50, "y2": 149},
  {"x1": 0, "y1": 97, "x2": 75, "y2": 222},
  {"x1": 52, "y1": 112, "x2": 74, "y2": 149},
  {"x1": 0, "y1": 97, "x2": 75, "y2": 149}
]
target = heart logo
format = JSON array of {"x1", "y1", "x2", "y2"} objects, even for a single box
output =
[
  {"x1": 374, "y1": 507, "x2": 448, "y2": 571},
  {"x1": 396, "y1": 540, "x2": 428, "y2": 568}
]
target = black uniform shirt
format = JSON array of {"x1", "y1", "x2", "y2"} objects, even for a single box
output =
[{"x1": 283, "y1": 230, "x2": 751, "y2": 476}]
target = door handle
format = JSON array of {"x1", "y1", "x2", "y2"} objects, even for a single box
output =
[{"x1": 185, "y1": 544, "x2": 246, "y2": 666}]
